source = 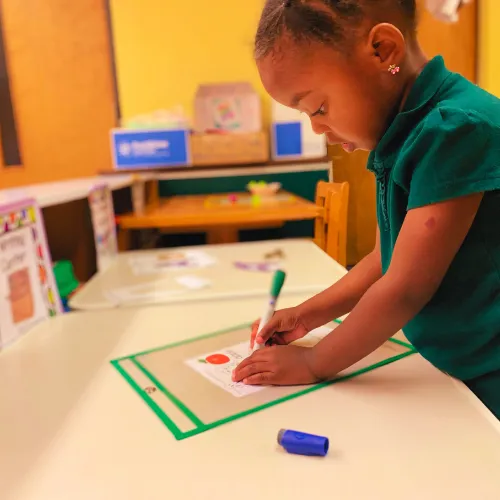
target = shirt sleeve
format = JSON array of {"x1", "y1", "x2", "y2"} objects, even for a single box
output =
[{"x1": 406, "y1": 107, "x2": 500, "y2": 210}]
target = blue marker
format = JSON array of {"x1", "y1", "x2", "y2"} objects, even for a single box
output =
[{"x1": 278, "y1": 429, "x2": 329, "y2": 457}]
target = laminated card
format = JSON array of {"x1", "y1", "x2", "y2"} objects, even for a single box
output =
[{"x1": 112, "y1": 321, "x2": 415, "y2": 440}]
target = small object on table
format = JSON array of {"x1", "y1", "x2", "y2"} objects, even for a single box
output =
[
  {"x1": 234, "y1": 261, "x2": 281, "y2": 272},
  {"x1": 247, "y1": 181, "x2": 282, "y2": 198},
  {"x1": 53, "y1": 260, "x2": 80, "y2": 312},
  {"x1": 175, "y1": 275, "x2": 211, "y2": 290},
  {"x1": 264, "y1": 248, "x2": 285, "y2": 260},
  {"x1": 253, "y1": 269, "x2": 286, "y2": 352},
  {"x1": 278, "y1": 429, "x2": 329, "y2": 457},
  {"x1": 228, "y1": 193, "x2": 238, "y2": 204},
  {"x1": 250, "y1": 194, "x2": 261, "y2": 207}
]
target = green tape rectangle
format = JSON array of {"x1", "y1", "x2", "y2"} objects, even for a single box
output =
[{"x1": 111, "y1": 320, "x2": 416, "y2": 440}]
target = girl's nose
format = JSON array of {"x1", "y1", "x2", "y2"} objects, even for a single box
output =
[{"x1": 310, "y1": 118, "x2": 329, "y2": 136}]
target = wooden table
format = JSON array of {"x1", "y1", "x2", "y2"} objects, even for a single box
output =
[
  {"x1": 2, "y1": 294, "x2": 500, "y2": 500},
  {"x1": 118, "y1": 191, "x2": 321, "y2": 246},
  {"x1": 69, "y1": 239, "x2": 347, "y2": 310}
]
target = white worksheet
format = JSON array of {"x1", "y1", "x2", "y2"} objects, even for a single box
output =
[{"x1": 185, "y1": 342, "x2": 264, "y2": 398}]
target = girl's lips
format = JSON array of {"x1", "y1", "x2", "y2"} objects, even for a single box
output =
[
  {"x1": 325, "y1": 134, "x2": 355, "y2": 153},
  {"x1": 342, "y1": 142, "x2": 355, "y2": 153}
]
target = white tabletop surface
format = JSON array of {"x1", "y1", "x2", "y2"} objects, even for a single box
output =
[
  {"x1": 0, "y1": 174, "x2": 154, "y2": 208},
  {"x1": 70, "y1": 239, "x2": 347, "y2": 310},
  {"x1": 1, "y1": 294, "x2": 499, "y2": 500}
]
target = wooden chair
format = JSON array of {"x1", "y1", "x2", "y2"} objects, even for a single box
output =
[{"x1": 314, "y1": 181, "x2": 349, "y2": 267}]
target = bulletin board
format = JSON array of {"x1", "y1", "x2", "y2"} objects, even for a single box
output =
[
  {"x1": 0, "y1": 199, "x2": 62, "y2": 349},
  {"x1": 111, "y1": 321, "x2": 416, "y2": 440}
]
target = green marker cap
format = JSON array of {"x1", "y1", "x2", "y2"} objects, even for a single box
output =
[{"x1": 270, "y1": 269, "x2": 286, "y2": 298}]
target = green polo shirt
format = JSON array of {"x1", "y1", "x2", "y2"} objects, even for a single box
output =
[{"x1": 367, "y1": 56, "x2": 500, "y2": 418}]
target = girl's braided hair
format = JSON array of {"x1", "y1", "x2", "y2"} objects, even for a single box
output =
[{"x1": 254, "y1": 0, "x2": 417, "y2": 59}]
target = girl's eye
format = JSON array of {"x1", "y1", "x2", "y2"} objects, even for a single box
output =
[{"x1": 311, "y1": 103, "x2": 326, "y2": 117}]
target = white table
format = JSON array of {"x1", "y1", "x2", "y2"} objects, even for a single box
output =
[
  {"x1": 1, "y1": 294, "x2": 499, "y2": 500},
  {"x1": 70, "y1": 239, "x2": 347, "y2": 310}
]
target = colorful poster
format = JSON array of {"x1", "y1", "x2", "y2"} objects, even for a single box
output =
[
  {"x1": 88, "y1": 184, "x2": 118, "y2": 272},
  {"x1": 0, "y1": 199, "x2": 62, "y2": 349}
]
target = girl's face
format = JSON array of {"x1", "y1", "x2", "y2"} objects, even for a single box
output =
[{"x1": 257, "y1": 40, "x2": 400, "y2": 152}]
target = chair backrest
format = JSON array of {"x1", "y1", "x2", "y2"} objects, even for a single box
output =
[
  {"x1": 314, "y1": 181, "x2": 349, "y2": 267},
  {"x1": 325, "y1": 182, "x2": 349, "y2": 267},
  {"x1": 314, "y1": 180, "x2": 335, "y2": 251}
]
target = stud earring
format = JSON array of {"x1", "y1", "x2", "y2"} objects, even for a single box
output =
[{"x1": 388, "y1": 64, "x2": 400, "y2": 75}]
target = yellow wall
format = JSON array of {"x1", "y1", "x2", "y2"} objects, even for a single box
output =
[
  {"x1": 478, "y1": 0, "x2": 500, "y2": 96},
  {"x1": 110, "y1": 0, "x2": 266, "y2": 121}
]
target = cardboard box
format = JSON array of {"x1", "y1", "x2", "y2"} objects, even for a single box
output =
[
  {"x1": 271, "y1": 100, "x2": 327, "y2": 161},
  {"x1": 194, "y1": 82, "x2": 262, "y2": 133},
  {"x1": 111, "y1": 128, "x2": 191, "y2": 170},
  {"x1": 191, "y1": 131, "x2": 269, "y2": 167}
]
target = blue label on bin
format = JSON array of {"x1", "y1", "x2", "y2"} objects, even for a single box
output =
[
  {"x1": 111, "y1": 129, "x2": 190, "y2": 169},
  {"x1": 273, "y1": 122, "x2": 302, "y2": 158}
]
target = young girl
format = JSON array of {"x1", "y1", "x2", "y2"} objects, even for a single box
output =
[{"x1": 233, "y1": 0, "x2": 500, "y2": 419}]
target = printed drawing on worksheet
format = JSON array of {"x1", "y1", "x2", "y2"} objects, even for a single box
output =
[{"x1": 185, "y1": 342, "x2": 264, "y2": 397}]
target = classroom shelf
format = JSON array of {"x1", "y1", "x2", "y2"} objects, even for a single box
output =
[{"x1": 0, "y1": 174, "x2": 154, "y2": 208}]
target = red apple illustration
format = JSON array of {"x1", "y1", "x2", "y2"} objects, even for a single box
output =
[{"x1": 198, "y1": 353, "x2": 230, "y2": 365}]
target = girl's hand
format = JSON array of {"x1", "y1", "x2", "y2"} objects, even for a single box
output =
[
  {"x1": 232, "y1": 344, "x2": 319, "y2": 386},
  {"x1": 250, "y1": 307, "x2": 310, "y2": 349}
]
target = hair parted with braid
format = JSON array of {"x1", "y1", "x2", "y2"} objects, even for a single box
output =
[{"x1": 254, "y1": 0, "x2": 417, "y2": 59}]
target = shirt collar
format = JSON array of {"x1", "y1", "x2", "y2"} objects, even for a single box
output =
[{"x1": 370, "y1": 55, "x2": 452, "y2": 166}]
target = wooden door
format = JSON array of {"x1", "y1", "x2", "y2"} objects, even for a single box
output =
[{"x1": 0, "y1": 0, "x2": 117, "y2": 188}]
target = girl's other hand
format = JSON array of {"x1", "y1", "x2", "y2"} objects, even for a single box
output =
[{"x1": 250, "y1": 307, "x2": 310, "y2": 349}]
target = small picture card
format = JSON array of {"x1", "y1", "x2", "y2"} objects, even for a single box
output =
[
  {"x1": 0, "y1": 199, "x2": 62, "y2": 349},
  {"x1": 129, "y1": 250, "x2": 216, "y2": 276},
  {"x1": 88, "y1": 184, "x2": 118, "y2": 272},
  {"x1": 233, "y1": 261, "x2": 283, "y2": 273},
  {"x1": 185, "y1": 342, "x2": 264, "y2": 398}
]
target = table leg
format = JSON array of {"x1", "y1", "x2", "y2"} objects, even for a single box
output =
[
  {"x1": 117, "y1": 227, "x2": 131, "y2": 251},
  {"x1": 206, "y1": 227, "x2": 239, "y2": 244}
]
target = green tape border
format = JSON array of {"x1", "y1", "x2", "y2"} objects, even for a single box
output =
[{"x1": 111, "y1": 320, "x2": 416, "y2": 440}]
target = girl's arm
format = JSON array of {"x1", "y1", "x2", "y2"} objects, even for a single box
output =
[
  {"x1": 295, "y1": 229, "x2": 383, "y2": 330},
  {"x1": 307, "y1": 193, "x2": 483, "y2": 380},
  {"x1": 233, "y1": 193, "x2": 483, "y2": 386}
]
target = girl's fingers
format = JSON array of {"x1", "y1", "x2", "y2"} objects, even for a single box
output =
[
  {"x1": 280, "y1": 329, "x2": 306, "y2": 345},
  {"x1": 254, "y1": 320, "x2": 278, "y2": 346},
  {"x1": 232, "y1": 362, "x2": 269, "y2": 382},
  {"x1": 250, "y1": 319, "x2": 261, "y2": 348},
  {"x1": 243, "y1": 372, "x2": 275, "y2": 385}
]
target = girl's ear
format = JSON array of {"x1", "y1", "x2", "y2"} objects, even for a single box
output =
[{"x1": 367, "y1": 23, "x2": 406, "y2": 71}]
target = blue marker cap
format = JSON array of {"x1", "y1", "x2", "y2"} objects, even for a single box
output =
[{"x1": 277, "y1": 429, "x2": 329, "y2": 457}]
